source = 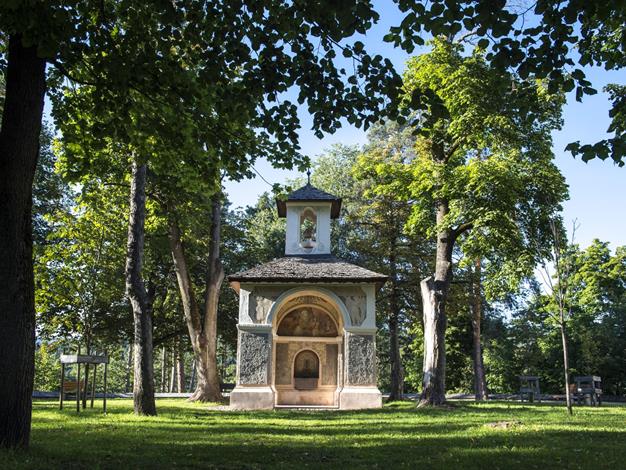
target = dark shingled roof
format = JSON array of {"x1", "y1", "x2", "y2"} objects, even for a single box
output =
[
  {"x1": 228, "y1": 256, "x2": 387, "y2": 285},
  {"x1": 276, "y1": 183, "x2": 342, "y2": 218}
]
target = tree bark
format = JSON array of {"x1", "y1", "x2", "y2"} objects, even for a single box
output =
[
  {"x1": 176, "y1": 337, "x2": 186, "y2": 393},
  {"x1": 471, "y1": 258, "x2": 488, "y2": 401},
  {"x1": 82, "y1": 338, "x2": 91, "y2": 409},
  {"x1": 125, "y1": 342, "x2": 133, "y2": 393},
  {"x1": 560, "y1": 318, "x2": 573, "y2": 414},
  {"x1": 169, "y1": 347, "x2": 176, "y2": 392},
  {"x1": 0, "y1": 35, "x2": 46, "y2": 449},
  {"x1": 167, "y1": 196, "x2": 223, "y2": 402},
  {"x1": 388, "y1": 236, "x2": 404, "y2": 401},
  {"x1": 552, "y1": 222, "x2": 573, "y2": 415},
  {"x1": 125, "y1": 161, "x2": 157, "y2": 416},
  {"x1": 160, "y1": 346, "x2": 167, "y2": 392},
  {"x1": 419, "y1": 201, "x2": 453, "y2": 406}
]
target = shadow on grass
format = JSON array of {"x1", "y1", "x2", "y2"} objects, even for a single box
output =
[{"x1": 8, "y1": 400, "x2": 626, "y2": 469}]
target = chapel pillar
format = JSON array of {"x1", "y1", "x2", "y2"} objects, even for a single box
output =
[
  {"x1": 340, "y1": 331, "x2": 382, "y2": 409},
  {"x1": 229, "y1": 326, "x2": 275, "y2": 410}
]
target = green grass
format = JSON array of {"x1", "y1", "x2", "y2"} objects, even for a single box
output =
[{"x1": 2, "y1": 399, "x2": 626, "y2": 469}]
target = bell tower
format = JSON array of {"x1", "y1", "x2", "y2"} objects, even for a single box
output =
[{"x1": 276, "y1": 176, "x2": 342, "y2": 256}]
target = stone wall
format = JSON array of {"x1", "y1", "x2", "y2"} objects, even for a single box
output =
[
  {"x1": 238, "y1": 331, "x2": 272, "y2": 385},
  {"x1": 345, "y1": 333, "x2": 376, "y2": 386}
]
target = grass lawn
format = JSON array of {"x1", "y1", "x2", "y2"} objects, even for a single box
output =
[{"x1": 2, "y1": 399, "x2": 625, "y2": 469}]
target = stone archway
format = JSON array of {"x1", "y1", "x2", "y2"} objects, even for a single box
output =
[{"x1": 272, "y1": 291, "x2": 344, "y2": 407}]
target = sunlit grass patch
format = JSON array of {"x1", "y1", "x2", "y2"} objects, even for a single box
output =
[{"x1": 1, "y1": 399, "x2": 625, "y2": 469}]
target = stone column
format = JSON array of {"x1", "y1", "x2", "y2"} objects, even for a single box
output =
[
  {"x1": 340, "y1": 331, "x2": 382, "y2": 409},
  {"x1": 229, "y1": 327, "x2": 275, "y2": 409}
]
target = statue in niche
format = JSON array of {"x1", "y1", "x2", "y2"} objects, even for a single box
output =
[{"x1": 277, "y1": 307, "x2": 338, "y2": 337}]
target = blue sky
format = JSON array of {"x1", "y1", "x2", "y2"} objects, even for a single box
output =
[{"x1": 224, "y1": 2, "x2": 625, "y2": 251}]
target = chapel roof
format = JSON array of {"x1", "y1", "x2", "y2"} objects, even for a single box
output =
[
  {"x1": 276, "y1": 183, "x2": 342, "y2": 218},
  {"x1": 228, "y1": 255, "x2": 387, "y2": 285}
]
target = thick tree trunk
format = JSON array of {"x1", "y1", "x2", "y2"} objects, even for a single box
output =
[
  {"x1": 388, "y1": 237, "x2": 404, "y2": 401},
  {"x1": 125, "y1": 161, "x2": 157, "y2": 416},
  {"x1": 471, "y1": 258, "x2": 488, "y2": 401},
  {"x1": 196, "y1": 197, "x2": 224, "y2": 401},
  {"x1": 419, "y1": 201, "x2": 453, "y2": 406},
  {"x1": 0, "y1": 35, "x2": 46, "y2": 449},
  {"x1": 167, "y1": 196, "x2": 223, "y2": 403}
]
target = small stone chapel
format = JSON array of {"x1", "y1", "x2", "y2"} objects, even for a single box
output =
[{"x1": 228, "y1": 178, "x2": 387, "y2": 409}]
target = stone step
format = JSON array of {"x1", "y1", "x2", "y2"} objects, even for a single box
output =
[{"x1": 274, "y1": 405, "x2": 339, "y2": 410}]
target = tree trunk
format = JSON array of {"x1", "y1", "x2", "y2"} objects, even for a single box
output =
[
  {"x1": 560, "y1": 318, "x2": 573, "y2": 414},
  {"x1": 552, "y1": 221, "x2": 573, "y2": 415},
  {"x1": 419, "y1": 201, "x2": 453, "y2": 406},
  {"x1": 388, "y1": 236, "x2": 404, "y2": 401},
  {"x1": 176, "y1": 338, "x2": 186, "y2": 393},
  {"x1": 0, "y1": 35, "x2": 46, "y2": 449},
  {"x1": 169, "y1": 347, "x2": 176, "y2": 392},
  {"x1": 125, "y1": 161, "x2": 157, "y2": 416},
  {"x1": 189, "y1": 359, "x2": 197, "y2": 391},
  {"x1": 82, "y1": 339, "x2": 91, "y2": 409},
  {"x1": 160, "y1": 346, "x2": 167, "y2": 392},
  {"x1": 471, "y1": 258, "x2": 488, "y2": 401},
  {"x1": 125, "y1": 342, "x2": 133, "y2": 393},
  {"x1": 167, "y1": 196, "x2": 223, "y2": 403}
]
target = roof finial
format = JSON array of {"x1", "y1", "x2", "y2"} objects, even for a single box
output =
[{"x1": 306, "y1": 167, "x2": 311, "y2": 185}]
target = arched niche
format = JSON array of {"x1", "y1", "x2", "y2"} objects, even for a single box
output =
[
  {"x1": 299, "y1": 207, "x2": 317, "y2": 249},
  {"x1": 293, "y1": 349, "x2": 320, "y2": 390}
]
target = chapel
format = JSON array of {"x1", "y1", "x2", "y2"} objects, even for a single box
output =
[{"x1": 228, "y1": 178, "x2": 387, "y2": 409}]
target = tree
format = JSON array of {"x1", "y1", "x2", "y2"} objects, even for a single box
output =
[
  {"x1": 388, "y1": 0, "x2": 626, "y2": 165},
  {"x1": 125, "y1": 161, "x2": 157, "y2": 415},
  {"x1": 546, "y1": 221, "x2": 574, "y2": 414},
  {"x1": 167, "y1": 189, "x2": 225, "y2": 402},
  {"x1": 0, "y1": 35, "x2": 46, "y2": 448},
  {"x1": 353, "y1": 122, "x2": 428, "y2": 400},
  {"x1": 470, "y1": 258, "x2": 488, "y2": 400},
  {"x1": 389, "y1": 38, "x2": 568, "y2": 405}
]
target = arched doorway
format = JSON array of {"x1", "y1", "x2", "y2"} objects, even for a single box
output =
[{"x1": 272, "y1": 294, "x2": 343, "y2": 407}]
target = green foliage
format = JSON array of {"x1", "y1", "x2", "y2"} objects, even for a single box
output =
[
  {"x1": 34, "y1": 342, "x2": 61, "y2": 392},
  {"x1": 33, "y1": 122, "x2": 72, "y2": 245},
  {"x1": 394, "y1": 38, "x2": 568, "y2": 298},
  {"x1": 34, "y1": 182, "x2": 131, "y2": 345},
  {"x1": 387, "y1": 0, "x2": 626, "y2": 164},
  {"x1": 482, "y1": 240, "x2": 626, "y2": 396}
]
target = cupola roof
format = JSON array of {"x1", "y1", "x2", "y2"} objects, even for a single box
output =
[{"x1": 276, "y1": 183, "x2": 342, "y2": 218}]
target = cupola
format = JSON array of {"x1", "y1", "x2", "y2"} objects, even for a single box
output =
[{"x1": 276, "y1": 174, "x2": 342, "y2": 256}]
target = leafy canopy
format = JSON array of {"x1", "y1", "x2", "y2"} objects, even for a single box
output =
[{"x1": 371, "y1": 39, "x2": 569, "y2": 297}]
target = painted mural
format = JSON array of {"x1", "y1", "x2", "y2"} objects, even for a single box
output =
[{"x1": 277, "y1": 307, "x2": 338, "y2": 337}]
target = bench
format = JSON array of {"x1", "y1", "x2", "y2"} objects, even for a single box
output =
[
  {"x1": 519, "y1": 376, "x2": 541, "y2": 403},
  {"x1": 62, "y1": 380, "x2": 86, "y2": 397},
  {"x1": 574, "y1": 376, "x2": 602, "y2": 406}
]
